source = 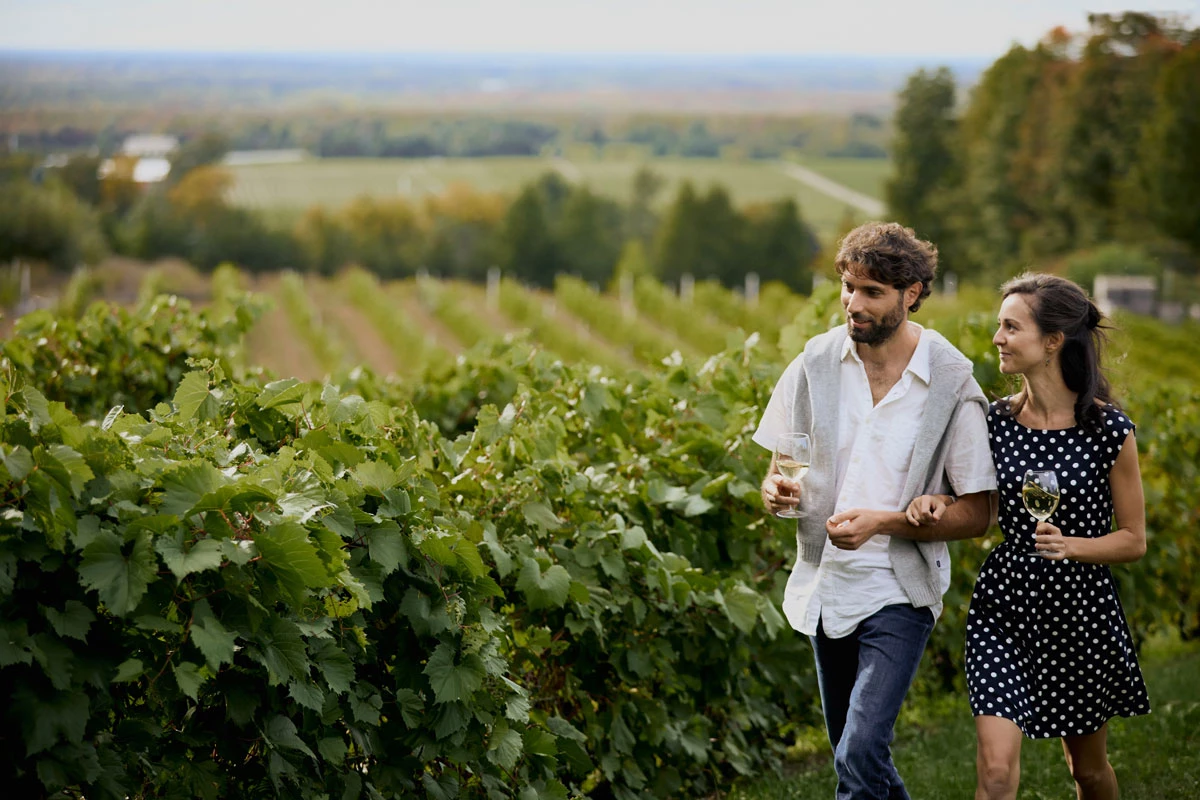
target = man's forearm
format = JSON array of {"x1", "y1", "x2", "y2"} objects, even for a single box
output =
[{"x1": 891, "y1": 492, "x2": 992, "y2": 541}]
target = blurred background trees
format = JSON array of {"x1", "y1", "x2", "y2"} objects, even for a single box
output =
[{"x1": 887, "y1": 12, "x2": 1200, "y2": 288}]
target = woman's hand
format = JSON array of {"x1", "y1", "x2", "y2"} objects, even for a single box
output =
[
  {"x1": 1034, "y1": 521, "x2": 1073, "y2": 560},
  {"x1": 905, "y1": 494, "x2": 954, "y2": 527}
]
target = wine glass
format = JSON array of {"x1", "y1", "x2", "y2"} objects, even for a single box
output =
[
  {"x1": 1021, "y1": 469, "x2": 1060, "y2": 558},
  {"x1": 773, "y1": 433, "x2": 811, "y2": 519}
]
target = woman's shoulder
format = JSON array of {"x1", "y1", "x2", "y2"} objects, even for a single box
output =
[
  {"x1": 986, "y1": 398, "x2": 1014, "y2": 438},
  {"x1": 1098, "y1": 403, "x2": 1136, "y2": 435}
]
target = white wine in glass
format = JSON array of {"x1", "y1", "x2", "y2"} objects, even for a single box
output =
[
  {"x1": 1021, "y1": 469, "x2": 1060, "y2": 557},
  {"x1": 773, "y1": 433, "x2": 811, "y2": 519}
]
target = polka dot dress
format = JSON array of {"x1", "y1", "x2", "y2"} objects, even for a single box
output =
[{"x1": 966, "y1": 401, "x2": 1150, "y2": 739}]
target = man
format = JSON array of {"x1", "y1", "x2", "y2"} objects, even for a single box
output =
[{"x1": 753, "y1": 222, "x2": 996, "y2": 799}]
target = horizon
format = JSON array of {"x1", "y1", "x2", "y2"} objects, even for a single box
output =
[{"x1": 0, "y1": 50, "x2": 996, "y2": 62}]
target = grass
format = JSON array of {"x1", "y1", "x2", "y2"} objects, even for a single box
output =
[
  {"x1": 223, "y1": 155, "x2": 889, "y2": 241},
  {"x1": 726, "y1": 636, "x2": 1200, "y2": 799}
]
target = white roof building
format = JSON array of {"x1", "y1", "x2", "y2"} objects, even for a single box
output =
[
  {"x1": 1094, "y1": 275, "x2": 1157, "y2": 316},
  {"x1": 120, "y1": 134, "x2": 179, "y2": 159},
  {"x1": 98, "y1": 155, "x2": 172, "y2": 185},
  {"x1": 132, "y1": 157, "x2": 172, "y2": 184}
]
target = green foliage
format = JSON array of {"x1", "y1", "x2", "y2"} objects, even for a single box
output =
[
  {"x1": 612, "y1": 239, "x2": 652, "y2": 286},
  {"x1": 277, "y1": 271, "x2": 344, "y2": 375},
  {"x1": 742, "y1": 198, "x2": 819, "y2": 291},
  {"x1": 395, "y1": 334, "x2": 819, "y2": 798},
  {"x1": 953, "y1": 43, "x2": 1050, "y2": 278},
  {"x1": 341, "y1": 268, "x2": 444, "y2": 377},
  {"x1": 777, "y1": 281, "x2": 844, "y2": 359},
  {"x1": 0, "y1": 365, "x2": 561, "y2": 798},
  {"x1": 417, "y1": 279, "x2": 500, "y2": 351},
  {"x1": 1, "y1": 291, "x2": 259, "y2": 421},
  {"x1": 892, "y1": 14, "x2": 1200, "y2": 278},
  {"x1": 0, "y1": 296, "x2": 819, "y2": 799},
  {"x1": 3, "y1": 284, "x2": 1197, "y2": 800},
  {"x1": 1140, "y1": 43, "x2": 1200, "y2": 251},
  {"x1": 57, "y1": 266, "x2": 105, "y2": 318},
  {"x1": 500, "y1": 186, "x2": 560, "y2": 288},
  {"x1": 0, "y1": 181, "x2": 108, "y2": 270},
  {"x1": 168, "y1": 131, "x2": 231, "y2": 184},
  {"x1": 120, "y1": 189, "x2": 300, "y2": 274},
  {"x1": 885, "y1": 68, "x2": 960, "y2": 257},
  {"x1": 556, "y1": 188, "x2": 625, "y2": 286},
  {"x1": 653, "y1": 183, "x2": 749, "y2": 287},
  {"x1": 1120, "y1": 386, "x2": 1200, "y2": 640},
  {"x1": 496, "y1": 278, "x2": 630, "y2": 373},
  {"x1": 631, "y1": 276, "x2": 730, "y2": 356},
  {"x1": 555, "y1": 275, "x2": 694, "y2": 366}
]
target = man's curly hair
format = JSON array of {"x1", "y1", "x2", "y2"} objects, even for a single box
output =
[{"x1": 834, "y1": 222, "x2": 938, "y2": 313}]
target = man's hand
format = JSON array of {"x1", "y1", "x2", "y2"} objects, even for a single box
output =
[
  {"x1": 762, "y1": 473, "x2": 800, "y2": 516},
  {"x1": 826, "y1": 509, "x2": 886, "y2": 550}
]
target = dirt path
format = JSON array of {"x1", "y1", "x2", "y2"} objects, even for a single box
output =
[
  {"x1": 246, "y1": 274, "x2": 322, "y2": 381},
  {"x1": 390, "y1": 281, "x2": 465, "y2": 354},
  {"x1": 311, "y1": 278, "x2": 398, "y2": 377},
  {"x1": 777, "y1": 161, "x2": 885, "y2": 216}
]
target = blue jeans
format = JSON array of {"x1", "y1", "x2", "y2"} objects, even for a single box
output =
[{"x1": 811, "y1": 604, "x2": 936, "y2": 800}]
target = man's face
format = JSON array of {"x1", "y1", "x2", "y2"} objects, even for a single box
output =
[{"x1": 840, "y1": 268, "x2": 910, "y2": 346}]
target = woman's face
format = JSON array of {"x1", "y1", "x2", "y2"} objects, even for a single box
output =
[{"x1": 993, "y1": 293, "x2": 1051, "y2": 375}]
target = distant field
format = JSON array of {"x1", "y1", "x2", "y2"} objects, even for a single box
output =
[
  {"x1": 795, "y1": 156, "x2": 891, "y2": 201},
  {"x1": 225, "y1": 156, "x2": 892, "y2": 241}
]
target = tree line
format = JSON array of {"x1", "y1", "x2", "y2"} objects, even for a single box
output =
[
  {"x1": 0, "y1": 140, "x2": 821, "y2": 293},
  {"x1": 4, "y1": 109, "x2": 888, "y2": 163},
  {"x1": 887, "y1": 12, "x2": 1200, "y2": 293}
]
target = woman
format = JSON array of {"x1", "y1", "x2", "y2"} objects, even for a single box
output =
[{"x1": 906, "y1": 273, "x2": 1149, "y2": 800}]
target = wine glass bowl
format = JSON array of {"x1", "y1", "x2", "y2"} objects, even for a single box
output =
[
  {"x1": 773, "y1": 433, "x2": 811, "y2": 519},
  {"x1": 1021, "y1": 469, "x2": 1060, "y2": 557}
]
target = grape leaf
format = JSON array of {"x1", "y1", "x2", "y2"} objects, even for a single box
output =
[
  {"x1": 486, "y1": 722, "x2": 522, "y2": 770},
  {"x1": 44, "y1": 601, "x2": 95, "y2": 642},
  {"x1": 173, "y1": 371, "x2": 211, "y2": 421},
  {"x1": 522, "y1": 501, "x2": 561, "y2": 530},
  {"x1": 191, "y1": 615, "x2": 237, "y2": 670},
  {"x1": 156, "y1": 532, "x2": 224, "y2": 580},
  {"x1": 254, "y1": 522, "x2": 332, "y2": 603},
  {"x1": 516, "y1": 557, "x2": 571, "y2": 610},
  {"x1": 78, "y1": 530, "x2": 157, "y2": 616},
  {"x1": 423, "y1": 642, "x2": 485, "y2": 704},
  {"x1": 717, "y1": 584, "x2": 760, "y2": 634}
]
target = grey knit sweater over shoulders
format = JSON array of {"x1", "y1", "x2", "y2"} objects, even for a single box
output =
[{"x1": 787, "y1": 325, "x2": 988, "y2": 608}]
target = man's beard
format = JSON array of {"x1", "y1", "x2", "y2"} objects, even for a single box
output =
[{"x1": 847, "y1": 297, "x2": 907, "y2": 345}]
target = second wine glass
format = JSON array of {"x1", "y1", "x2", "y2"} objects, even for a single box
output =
[
  {"x1": 1021, "y1": 468, "x2": 1060, "y2": 557},
  {"x1": 773, "y1": 433, "x2": 811, "y2": 519}
]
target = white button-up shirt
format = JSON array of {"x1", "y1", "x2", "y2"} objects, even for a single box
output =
[{"x1": 753, "y1": 324, "x2": 995, "y2": 638}]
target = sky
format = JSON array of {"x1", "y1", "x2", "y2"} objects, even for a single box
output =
[{"x1": 0, "y1": 0, "x2": 1195, "y2": 57}]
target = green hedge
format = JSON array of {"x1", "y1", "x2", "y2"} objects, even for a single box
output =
[
  {"x1": 1, "y1": 292, "x2": 1196, "y2": 798},
  {"x1": 0, "y1": 295, "x2": 818, "y2": 799}
]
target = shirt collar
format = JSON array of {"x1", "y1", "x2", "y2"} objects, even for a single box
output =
[{"x1": 840, "y1": 323, "x2": 932, "y2": 385}]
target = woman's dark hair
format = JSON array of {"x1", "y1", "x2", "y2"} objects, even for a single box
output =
[
  {"x1": 835, "y1": 222, "x2": 937, "y2": 312},
  {"x1": 999, "y1": 272, "x2": 1115, "y2": 435}
]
